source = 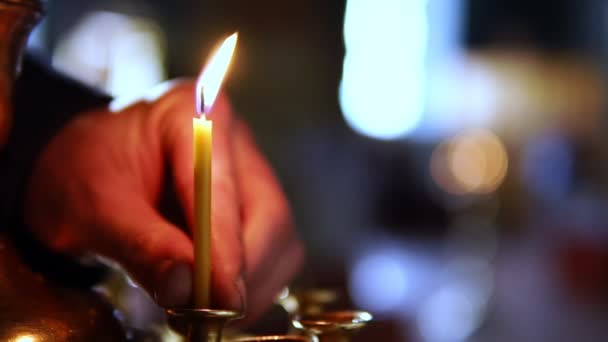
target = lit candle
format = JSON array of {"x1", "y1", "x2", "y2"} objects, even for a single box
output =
[{"x1": 193, "y1": 33, "x2": 238, "y2": 308}]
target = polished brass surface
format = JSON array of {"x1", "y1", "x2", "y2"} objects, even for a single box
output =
[
  {"x1": 278, "y1": 288, "x2": 339, "y2": 316},
  {"x1": 291, "y1": 311, "x2": 373, "y2": 342},
  {"x1": 0, "y1": 234, "x2": 126, "y2": 341},
  {"x1": 166, "y1": 308, "x2": 242, "y2": 342},
  {"x1": 231, "y1": 335, "x2": 312, "y2": 342},
  {"x1": 0, "y1": 0, "x2": 43, "y2": 145}
]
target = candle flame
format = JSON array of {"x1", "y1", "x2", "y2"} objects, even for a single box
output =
[{"x1": 196, "y1": 32, "x2": 238, "y2": 117}]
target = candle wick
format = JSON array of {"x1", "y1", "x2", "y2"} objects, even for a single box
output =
[{"x1": 199, "y1": 92, "x2": 206, "y2": 115}]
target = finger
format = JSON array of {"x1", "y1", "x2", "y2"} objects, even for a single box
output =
[
  {"x1": 154, "y1": 81, "x2": 196, "y2": 231},
  {"x1": 208, "y1": 93, "x2": 245, "y2": 309},
  {"x1": 231, "y1": 120, "x2": 305, "y2": 314},
  {"x1": 92, "y1": 195, "x2": 195, "y2": 308},
  {"x1": 245, "y1": 239, "x2": 305, "y2": 322},
  {"x1": 232, "y1": 120, "x2": 301, "y2": 277}
]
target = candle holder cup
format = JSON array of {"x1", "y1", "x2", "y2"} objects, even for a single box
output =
[
  {"x1": 277, "y1": 288, "x2": 339, "y2": 317},
  {"x1": 291, "y1": 310, "x2": 373, "y2": 342},
  {"x1": 166, "y1": 308, "x2": 242, "y2": 342},
  {"x1": 231, "y1": 335, "x2": 314, "y2": 342}
]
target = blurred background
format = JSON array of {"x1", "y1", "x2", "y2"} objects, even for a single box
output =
[{"x1": 26, "y1": 0, "x2": 608, "y2": 341}]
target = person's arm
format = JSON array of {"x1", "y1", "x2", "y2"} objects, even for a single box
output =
[
  {"x1": 1, "y1": 57, "x2": 304, "y2": 318},
  {"x1": 0, "y1": 55, "x2": 112, "y2": 286},
  {"x1": 0, "y1": 54, "x2": 111, "y2": 222}
]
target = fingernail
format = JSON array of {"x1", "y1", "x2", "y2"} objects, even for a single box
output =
[
  {"x1": 230, "y1": 277, "x2": 247, "y2": 312},
  {"x1": 157, "y1": 262, "x2": 192, "y2": 308}
]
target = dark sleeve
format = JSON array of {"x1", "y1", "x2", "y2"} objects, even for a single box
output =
[{"x1": 0, "y1": 54, "x2": 112, "y2": 286}]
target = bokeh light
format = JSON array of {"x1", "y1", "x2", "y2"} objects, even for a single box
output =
[
  {"x1": 431, "y1": 129, "x2": 508, "y2": 195},
  {"x1": 414, "y1": 218, "x2": 496, "y2": 342},
  {"x1": 350, "y1": 253, "x2": 410, "y2": 313},
  {"x1": 521, "y1": 131, "x2": 573, "y2": 204},
  {"x1": 52, "y1": 11, "x2": 166, "y2": 99},
  {"x1": 339, "y1": 0, "x2": 428, "y2": 140},
  {"x1": 14, "y1": 335, "x2": 37, "y2": 342},
  {"x1": 349, "y1": 244, "x2": 435, "y2": 315},
  {"x1": 416, "y1": 283, "x2": 485, "y2": 342}
]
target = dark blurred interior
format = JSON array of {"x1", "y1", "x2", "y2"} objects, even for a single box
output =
[{"x1": 25, "y1": 0, "x2": 608, "y2": 340}]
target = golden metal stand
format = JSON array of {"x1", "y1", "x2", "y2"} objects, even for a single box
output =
[
  {"x1": 292, "y1": 311, "x2": 373, "y2": 342},
  {"x1": 277, "y1": 288, "x2": 339, "y2": 316},
  {"x1": 232, "y1": 335, "x2": 312, "y2": 342},
  {"x1": 166, "y1": 308, "x2": 242, "y2": 342}
]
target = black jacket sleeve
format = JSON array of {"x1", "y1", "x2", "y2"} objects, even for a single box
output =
[
  {"x1": 0, "y1": 54, "x2": 112, "y2": 224},
  {"x1": 0, "y1": 54, "x2": 112, "y2": 286}
]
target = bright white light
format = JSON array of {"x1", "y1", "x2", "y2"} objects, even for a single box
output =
[
  {"x1": 349, "y1": 251, "x2": 410, "y2": 313},
  {"x1": 425, "y1": 58, "x2": 498, "y2": 139},
  {"x1": 107, "y1": 31, "x2": 165, "y2": 99},
  {"x1": 15, "y1": 335, "x2": 36, "y2": 342},
  {"x1": 340, "y1": 0, "x2": 428, "y2": 140},
  {"x1": 109, "y1": 79, "x2": 179, "y2": 112},
  {"x1": 53, "y1": 11, "x2": 166, "y2": 98},
  {"x1": 197, "y1": 33, "x2": 238, "y2": 115}
]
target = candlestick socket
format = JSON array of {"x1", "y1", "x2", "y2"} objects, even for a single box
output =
[
  {"x1": 291, "y1": 310, "x2": 373, "y2": 342},
  {"x1": 166, "y1": 308, "x2": 242, "y2": 342},
  {"x1": 231, "y1": 335, "x2": 314, "y2": 342},
  {"x1": 277, "y1": 288, "x2": 339, "y2": 316}
]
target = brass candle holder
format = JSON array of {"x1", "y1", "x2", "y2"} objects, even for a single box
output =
[
  {"x1": 277, "y1": 288, "x2": 339, "y2": 316},
  {"x1": 291, "y1": 311, "x2": 373, "y2": 342},
  {"x1": 232, "y1": 335, "x2": 313, "y2": 342},
  {"x1": 166, "y1": 308, "x2": 242, "y2": 342}
]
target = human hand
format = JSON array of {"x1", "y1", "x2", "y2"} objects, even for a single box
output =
[{"x1": 24, "y1": 81, "x2": 304, "y2": 321}]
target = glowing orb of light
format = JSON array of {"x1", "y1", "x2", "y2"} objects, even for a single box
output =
[
  {"x1": 15, "y1": 335, "x2": 37, "y2": 342},
  {"x1": 339, "y1": 0, "x2": 428, "y2": 140},
  {"x1": 349, "y1": 252, "x2": 411, "y2": 313},
  {"x1": 431, "y1": 130, "x2": 508, "y2": 195}
]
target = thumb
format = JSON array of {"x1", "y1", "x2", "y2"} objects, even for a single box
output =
[{"x1": 95, "y1": 196, "x2": 195, "y2": 308}]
